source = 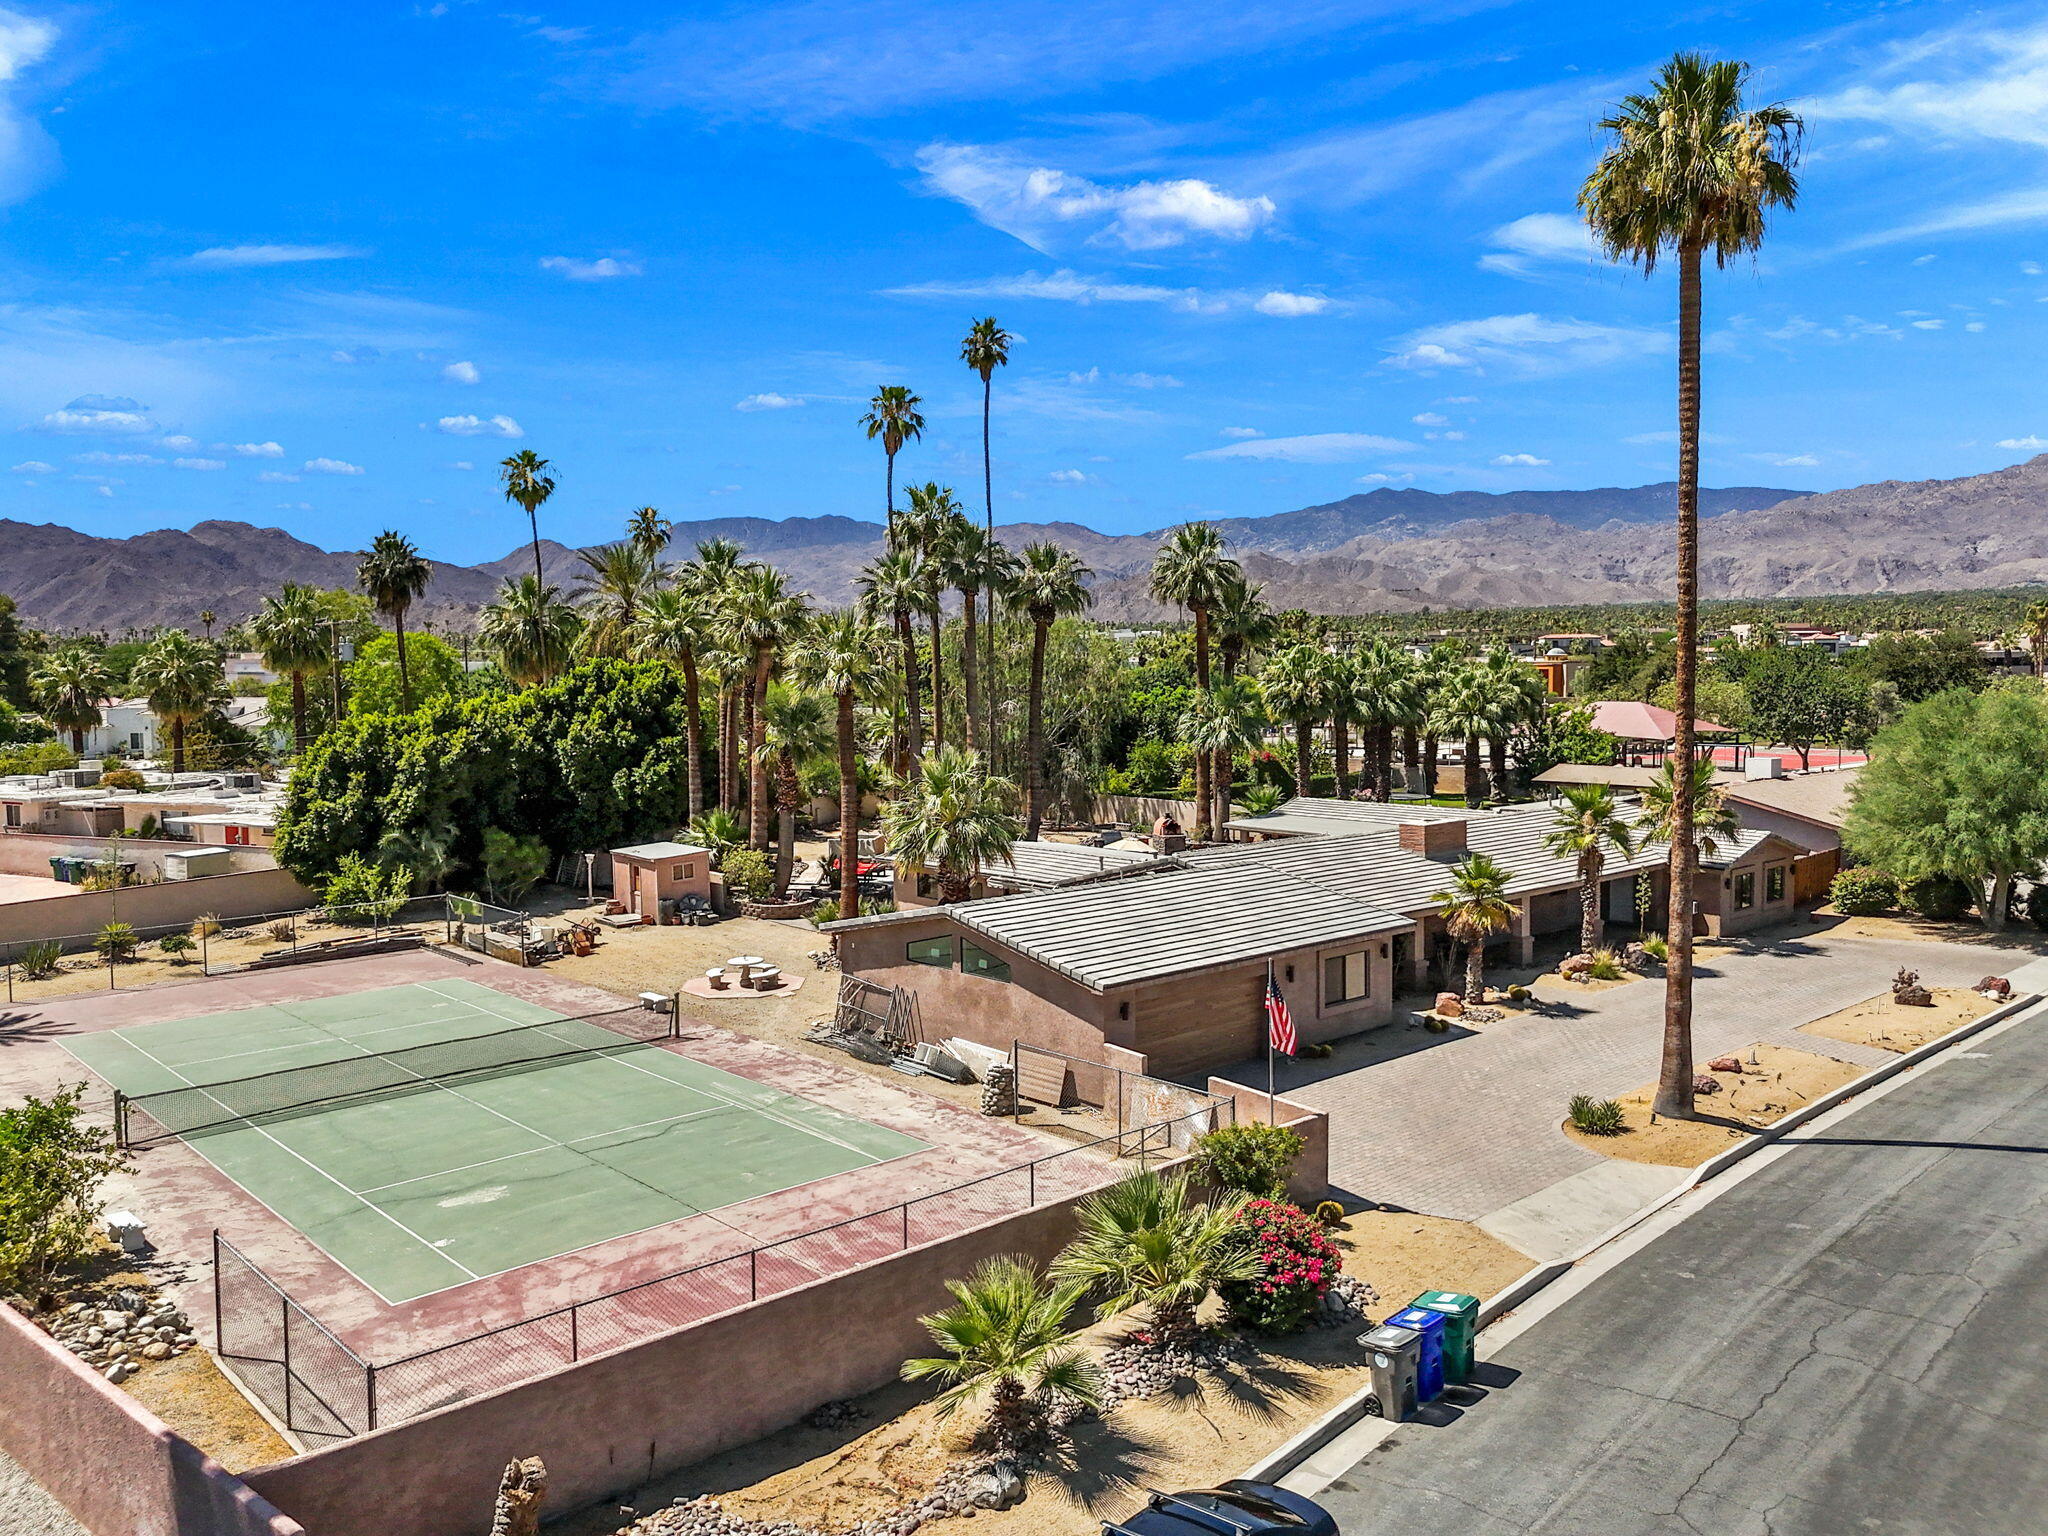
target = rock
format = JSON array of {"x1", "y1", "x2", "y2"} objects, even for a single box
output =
[
  {"x1": 1692, "y1": 1074, "x2": 1721, "y2": 1095},
  {"x1": 99, "y1": 1310, "x2": 127, "y2": 1331},
  {"x1": 1977, "y1": 975, "x2": 2013, "y2": 1000},
  {"x1": 104, "y1": 1361, "x2": 132, "y2": 1384},
  {"x1": 1434, "y1": 992, "x2": 1464, "y2": 1017},
  {"x1": 965, "y1": 1461, "x2": 1024, "y2": 1511},
  {"x1": 1461, "y1": 1006, "x2": 1504, "y2": 1025},
  {"x1": 142, "y1": 1342, "x2": 171, "y2": 1360},
  {"x1": 1559, "y1": 954, "x2": 1595, "y2": 980},
  {"x1": 1895, "y1": 985, "x2": 1935, "y2": 1007},
  {"x1": 1708, "y1": 1055, "x2": 1743, "y2": 1073}
]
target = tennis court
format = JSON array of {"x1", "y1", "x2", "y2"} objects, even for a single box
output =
[{"x1": 66, "y1": 978, "x2": 929, "y2": 1304}]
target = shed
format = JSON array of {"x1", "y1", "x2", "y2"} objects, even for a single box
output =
[{"x1": 610, "y1": 841, "x2": 712, "y2": 921}]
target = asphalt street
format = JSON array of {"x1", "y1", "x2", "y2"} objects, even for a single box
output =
[{"x1": 1322, "y1": 1008, "x2": 2048, "y2": 1535}]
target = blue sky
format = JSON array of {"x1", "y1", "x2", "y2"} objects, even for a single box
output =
[{"x1": 1, "y1": 0, "x2": 2046, "y2": 560}]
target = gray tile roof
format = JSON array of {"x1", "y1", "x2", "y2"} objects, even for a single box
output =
[
  {"x1": 1722, "y1": 767, "x2": 1861, "y2": 829},
  {"x1": 984, "y1": 839, "x2": 1170, "y2": 892},
  {"x1": 1225, "y1": 795, "x2": 1470, "y2": 839},
  {"x1": 950, "y1": 863, "x2": 1410, "y2": 991}
]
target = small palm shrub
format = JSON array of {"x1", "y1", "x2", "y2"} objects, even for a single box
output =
[
  {"x1": 94, "y1": 922, "x2": 139, "y2": 962},
  {"x1": 1050, "y1": 1169, "x2": 1254, "y2": 1342},
  {"x1": 18, "y1": 940, "x2": 62, "y2": 980},
  {"x1": 158, "y1": 933, "x2": 195, "y2": 965},
  {"x1": 900, "y1": 1256, "x2": 1103, "y2": 1453},
  {"x1": 1236, "y1": 783, "x2": 1285, "y2": 817},
  {"x1": 1829, "y1": 867, "x2": 1897, "y2": 916},
  {"x1": 1192, "y1": 1122, "x2": 1305, "y2": 1201},
  {"x1": 1899, "y1": 875, "x2": 1974, "y2": 922},
  {"x1": 1586, "y1": 948, "x2": 1626, "y2": 981},
  {"x1": 721, "y1": 847, "x2": 774, "y2": 902},
  {"x1": 687, "y1": 807, "x2": 745, "y2": 864},
  {"x1": 1219, "y1": 1199, "x2": 1343, "y2": 1335},
  {"x1": 1567, "y1": 1095, "x2": 1627, "y2": 1136}
]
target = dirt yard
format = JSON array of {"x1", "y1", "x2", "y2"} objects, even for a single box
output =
[
  {"x1": 1562, "y1": 1041, "x2": 1863, "y2": 1168},
  {"x1": 568, "y1": 1206, "x2": 1530, "y2": 1536},
  {"x1": 1800, "y1": 986, "x2": 2001, "y2": 1054},
  {"x1": 1819, "y1": 910, "x2": 2048, "y2": 956}
]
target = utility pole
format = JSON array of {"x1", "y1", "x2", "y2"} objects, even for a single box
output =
[{"x1": 329, "y1": 621, "x2": 344, "y2": 723}]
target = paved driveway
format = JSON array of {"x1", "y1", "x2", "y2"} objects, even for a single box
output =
[
  {"x1": 1319, "y1": 1001, "x2": 2048, "y2": 1536},
  {"x1": 1234, "y1": 926, "x2": 2001, "y2": 1219}
]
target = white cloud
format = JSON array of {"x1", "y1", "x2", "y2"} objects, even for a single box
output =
[
  {"x1": 277, "y1": 500, "x2": 313, "y2": 512},
  {"x1": 448, "y1": 460, "x2": 474, "y2": 471},
  {"x1": 1384, "y1": 313, "x2": 1667, "y2": 375},
  {"x1": 435, "y1": 413, "x2": 523, "y2": 438},
  {"x1": 1910, "y1": 318, "x2": 1944, "y2": 329},
  {"x1": 1219, "y1": 426, "x2": 1263, "y2": 439},
  {"x1": 1253, "y1": 290, "x2": 1328, "y2": 317},
  {"x1": 229, "y1": 441, "x2": 285, "y2": 458},
  {"x1": 183, "y1": 244, "x2": 370, "y2": 268},
  {"x1": 9, "y1": 459, "x2": 53, "y2": 473},
  {"x1": 2025, "y1": 261, "x2": 2044, "y2": 275},
  {"x1": 736, "y1": 392, "x2": 804, "y2": 411},
  {"x1": 1751, "y1": 452, "x2": 1820, "y2": 467},
  {"x1": 304, "y1": 457, "x2": 364, "y2": 475},
  {"x1": 159, "y1": 434, "x2": 198, "y2": 451},
  {"x1": 915, "y1": 142, "x2": 1274, "y2": 253},
  {"x1": 94, "y1": 484, "x2": 111, "y2": 497},
  {"x1": 1426, "y1": 430, "x2": 1466, "y2": 441},
  {"x1": 1356, "y1": 472, "x2": 1413, "y2": 485},
  {"x1": 442, "y1": 360, "x2": 480, "y2": 384},
  {"x1": 1477, "y1": 212, "x2": 1595, "y2": 277},
  {"x1": 173, "y1": 457, "x2": 226, "y2": 470},
  {"x1": 539, "y1": 255, "x2": 643, "y2": 280},
  {"x1": 1967, "y1": 320, "x2": 1988, "y2": 331},
  {"x1": 257, "y1": 471, "x2": 301, "y2": 483},
  {"x1": 39, "y1": 394, "x2": 155, "y2": 433},
  {"x1": 1998, "y1": 435, "x2": 2048, "y2": 450},
  {"x1": 1048, "y1": 468, "x2": 1094, "y2": 484},
  {"x1": 0, "y1": 12, "x2": 60, "y2": 206},
  {"x1": 1411, "y1": 412, "x2": 1448, "y2": 427},
  {"x1": 1491, "y1": 452, "x2": 1550, "y2": 467},
  {"x1": 708, "y1": 484, "x2": 742, "y2": 495},
  {"x1": 1439, "y1": 395, "x2": 1479, "y2": 404},
  {"x1": 885, "y1": 268, "x2": 1211, "y2": 310},
  {"x1": 1187, "y1": 432, "x2": 1413, "y2": 463},
  {"x1": 72, "y1": 450, "x2": 160, "y2": 466}
]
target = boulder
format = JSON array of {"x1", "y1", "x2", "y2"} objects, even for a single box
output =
[
  {"x1": 1434, "y1": 992, "x2": 1464, "y2": 1017},
  {"x1": 1977, "y1": 976, "x2": 2014, "y2": 1001},
  {"x1": 1559, "y1": 954, "x2": 1595, "y2": 981},
  {"x1": 1708, "y1": 1055, "x2": 1743, "y2": 1074}
]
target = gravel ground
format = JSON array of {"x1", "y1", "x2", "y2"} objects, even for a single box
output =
[{"x1": 0, "y1": 1448, "x2": 84, "y2": 1536}]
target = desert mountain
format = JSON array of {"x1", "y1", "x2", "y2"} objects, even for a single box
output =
[{"x1": 4, "y1": 462, "x2": 2044, "y2": 631}]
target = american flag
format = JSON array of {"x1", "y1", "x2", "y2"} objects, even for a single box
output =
[{"x1": 1264, "y1": 975, "x2": 1298, "y2": 1056}]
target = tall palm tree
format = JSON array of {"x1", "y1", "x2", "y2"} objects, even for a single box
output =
[
  {"x1": 633, "y1": 586, "x2": 715, "y2": 820},
  {"x1": 572, "y1": 542, "x2": 660, "y2": 659},
  {"x1": 479, "y1": 574, "x2": 583, "y2": 685},
  {"x1": 1353, "y1": 638, "x2": 1422, "y2": 802},
  {"x1": 355, "y1": 531, "x2": 432, "y2": 712},
  {"x1": 881, "y1": 744, "x2": 1021, "y2": 903},
  {"x1": 1479, "y1": 645, "x2": 1547, "y2": 798},
  {"x1": 198, "y1": 610, "x2": 216, "y2": 641},
  {"x1": 30, "y1": 646, "x2": 112, "y2": 756},
  {"x1": 899, "y1": 483, "x2": 965, "y2": 747},
  {"x1": 858, "y1": 549, "x2": 929, "y2": 775},
  {"x1": 498, "y1": 449, "x2": 556, "y2": 588},
  {"x1": 724, "y1": 566, "x2": 808, "y2": 853},
  {"x1": 962, "y1": 316, "x2": 1012, "y2": 738},
  {"x1": 900, "y1": 1256, "x2": 1103, "y2": 1455},
  {"x1": 2025, "y1": 600, "x2": 2048, "y2": 678},
  {"x1": 1428, "y1": 665, "x2": 1500, "y2": 810},
  {"x1": 861, "y1": 385, "x2": 925, "y2": 537},
  {"x1": 1582, "y1": 52, "x2": 1801, "y2": 1120},
  {"x1": 942, "y1": 521, "x2": 1017, "y2": 756},
  {"x1": 1544, "y1": 785, "x2": 1637, "y2": 955},
  {"x1": 1181, "y1": 679, "x2": 1265, "y2": 838},
  {"x1": 1415, "y1": 642, "x2": 1463, "y2": 797},
  {"x1": 1213, "y1": 575, "x2": 1277, "y2": 813},
  {"x1": 1433, "y1": 852, "x2": 1516, "y2": 1005},
  {"x1": 1050, "y1": 1169, "x2": 1254, "y2": 1344},
  {"x1": 626, "y1": 506, "x2": 671, "y2": 561},
  {"x1": 1007, "y1": 544, "x2": 1092, "y2": 839},
  {"x1": 754, "y1": 683, "x2": 833, "y2": 897},
  {"x1": 1260, "y1": 643, "x2": 1332, "y2": 797},
  {"x1": 130, "y1": 630, "x2": 224, "y2": 775},
  {"x1": 246, "y1": 584, "x2": 333, "y2": 751},
  {"x1": 799, "y1": 609, "x2": 893, "y2": 919},
  {"x1": 1149, "y1": 524, "x2": 1241, "y2": 835}
]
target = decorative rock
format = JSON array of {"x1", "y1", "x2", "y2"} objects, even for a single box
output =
[
  {"x1": 1434, "y1": 992, "x2": 1464, "y2": 1018},
  {"x1": 1461, "y1": 1006, "x2": 1504, "y2": 1025},
  {"x1": 1692, "y1": 1074, "x2": 1721, "y2": 1095},
  {"x1": 1708, "y1": 1055, "x2": 1743, "y2": 1074},
  {"x1": 142, "y1": 1342, "x2": 171, "y2": 1360},
  {"x1": 1559, "y1": 954, "x2": 1595, "y2": 981},
  {"x1": 1313, "y1": 1274, "x2": 1380, "y2": 1330},
  {"x1": 977, "y1": 1063, "x2": 1017, "y2": 1118},
  {"x1": 104, "y1": 1361, "x2": 133, "y2": 1384},
  {"x1": 1977, "y1": 976, "x2": 2014, "y2": 1001}
]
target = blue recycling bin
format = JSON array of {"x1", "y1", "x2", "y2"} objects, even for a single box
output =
[{"x1": 1385, "y1": 1304, "x2": 1447, "y2": 1402}]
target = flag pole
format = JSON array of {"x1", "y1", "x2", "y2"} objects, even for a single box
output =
[{"x1": 1266, "y1": 959, "x2": 1277, "y2": 1126}]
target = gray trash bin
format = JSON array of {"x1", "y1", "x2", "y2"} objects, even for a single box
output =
[{"x1": 1360, "y1": 1322, "x2": 1423, "y2": 1421}]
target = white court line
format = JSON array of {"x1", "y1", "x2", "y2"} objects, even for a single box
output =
[
  {"x1": 414, "y1": 978, "x2": 884, "y2": 1161},
  {"x1": 143, "y1": 995, "x2": 487, "y2": 1077},
  {"x1": 118, "y1": 1032, "x2": 483, "y2": 1281},
  {"x1": 352, "y1": 1106, "x2": 724, "y2": 1196}
]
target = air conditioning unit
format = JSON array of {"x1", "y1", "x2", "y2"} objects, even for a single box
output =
[
  {"x1": 52, "y1": 767, "x2": 102, "y2": 789},
  {"x1": 225, "y1": 772, "x2": 262, "y2": 790}
]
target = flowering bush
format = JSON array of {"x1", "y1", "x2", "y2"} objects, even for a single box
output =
[{"x1": 1218, "y1": 1199, "x2": 1342, "y2": 1335}]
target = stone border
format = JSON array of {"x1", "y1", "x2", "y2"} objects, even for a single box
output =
[
  {"x1": 1239, "y1": 987, "x2": 2043, "y2": 1489},
  {"x1": 737, "y1": 897, "x2": 818, "y2": 920}
]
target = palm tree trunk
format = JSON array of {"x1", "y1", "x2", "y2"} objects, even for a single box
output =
[
  {"x1": 774, "y1": 753, "x2": 798, "y2": 897},
  {"x1": 885, "y1": 448, "x2": 897, "y2": 541},
  {"x1": 928, "y1": 606, "x2": 945, "y2": 749},
  {"x1": 1025, "y1": 618, "x2": 1049, "y2": 839},
  {"x1": 682, "y1": 650, "x2": 704, "y2": 822},
  {"x1": 1463, "y1": 732, "x2": 1485, "y2": 810},
  {"x1": 70, "y1": 726, "x2": 84, "y2": 755},
  {"x1": 1375, "y1": 724, "x2": 1394, "y2": 802},
  {"x1": 898, "y1": 608, "x2": 923, "y2": 770},
  {"x1": 748, "y1": 648, "x2": 773, "y2": 851},
  {"x1": 1580, "y1": 865, "x2": 1601, "y2": 955},
  {"x1": 528, "y1": 508, "x2": 544, "y2": 589},
  {"x1": 1193, "y1": 609, "x2": 1211, "y2": 690},
  {"x1": 961, "y1": 584, "x2": 981, "y2": 755},
  {"x1": 1489, "y1": 732, "x2": 1508, "y2": 801},
  {"x1": 718, "y1": 683, "x2": 736, "y2": 812},
  {"x1": 1402, "y1": 726, "x2": 1421, "y2": 794},
  {"x1": 1423, "y1": 732, "x2": 1440, "y2": 797},
  {"x1": 394, "y1": 606, "x2": 413, "y2": 713},
  {"x1": 1212, "y1": 747, "x2": 1231, "y2": 837},
  {"x1": 290, "y1": 671, "x2": 308, "y2": 752},
  {"x1": 1190, "y1": 747, "x2": 1211, "y2": 842},
  {"x1": 982, "y1": 375, "x2": 998, "y2": 761},
  {"x1": 171, "y1": 718, "x2": 187, "y2": 776},
  {"x1": 1465, "y1": 938, "x2": 1485, "y2": 1005},
  {"x1": 1294, "y1": 722, "x2": 1312, "y2": 801},
  {"x1": 838, "y1": 692, "x2": 861, "y2": 921},
  {"x1": 1656, "y1": 242, "x2": 1704, "y2": 1122},
  {"x1": 1331, "y1": 719, "x2": 1349, "y2": 798}
]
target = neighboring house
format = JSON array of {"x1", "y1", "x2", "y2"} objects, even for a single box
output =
[
  {"x1": 224, "y1": 652, "x2": 279, "y2": 689},
  {"x1": 892, "y1": 838, "x2": 1169, "y2": 908},
  {"x1": 80, "y1": 700, "x2": 160, "y2": 760},
  {"x1": 1722, "y1": 763, "x2": 1861, "y2": 902}
]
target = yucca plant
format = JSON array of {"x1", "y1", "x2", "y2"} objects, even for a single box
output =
[
  {"x1": 1050, "y1": 1169, "x2": 1256, "y2": 1343},
  {"x1": 94, "y1": 922, "x2": 139, "y2": 962},
  {"x1": 1568, "y1": 1095, "x2": 1628, "y2": 1136},
  {"x1": 18, "y1": 940, "x2": 62, "y2": 980},
  {"x1": 900, "y1": 1256, "x2": 1103, "y2": 1452}
]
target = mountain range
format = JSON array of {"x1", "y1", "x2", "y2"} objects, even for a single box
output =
[{"x1": 5, "y1": 460, "x2": 2046, "y2": 633}]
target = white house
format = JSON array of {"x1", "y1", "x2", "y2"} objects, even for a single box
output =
[{"x1": 80, "y1": 701, "x2": 160, "y2": 760}]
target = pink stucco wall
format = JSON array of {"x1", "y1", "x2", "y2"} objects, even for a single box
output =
[
  {"x1": 0, "y1": 1301, "x2": 305, "y2": 1536},
  {"x1": 1203, "y1": 1076, "x2": 1332, "y2": 1205},
  {"x1": 0, "y1": 865, "x2": 312, "y2": 948}
]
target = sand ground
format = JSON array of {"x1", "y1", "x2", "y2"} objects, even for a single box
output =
[
  {"x1": 1561, "y1": 1041, "x2": 1864, "y2": 1168},
  {"x1": 1799, "y1": 986, "x2": 2000, "y2": 1054}
]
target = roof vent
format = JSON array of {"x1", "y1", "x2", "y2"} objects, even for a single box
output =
[{"x1": 1399, "y1": 819, "x2": 1467, "y2": 857}]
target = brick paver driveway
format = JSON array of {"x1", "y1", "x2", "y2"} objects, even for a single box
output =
[{"x1": 1232, "y1": 926, "x2": 2006, "y2": 1220}]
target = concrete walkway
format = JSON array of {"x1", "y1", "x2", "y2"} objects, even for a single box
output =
[{"x1": 1234, "y1": 926, "x2": 2004, "y2": 1226}]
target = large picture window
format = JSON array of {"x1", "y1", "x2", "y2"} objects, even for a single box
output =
[
  {"x1": 1734, "y1": 870, "x2": 1756, "y2": 910},
  {"x1": 1322, "y1": 950, "x2": 1370, "y2": 1007},
  {"x1": 961, "y1": 942, "x2": 1011, "y2": 982},
  {"x1": 1765, "y1": 864, "x2": 1787, "y2": 903},
  {"x1": 907, "y1": 936, "x2": 954, "y2": 968}
]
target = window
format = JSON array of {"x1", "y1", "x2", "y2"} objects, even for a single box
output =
[
  {"x1": 1734, "y1": 870, "x2": 1756, "y2": 910},
  {"x1": 906, "y1": 936, "x2": 954, "y2": 968},
  {"x1": 1322, "y1": 950, "x2": 1370, "y2": 1006},
  {"x1": 128, "y1": 732, "x2": 144, "y2": 752},
  {"x1": 1766, "y1": 864, "x2": 1787, "y2": 903},
  {"x1": 961, "y1": 942, "x2": 1011, "y2": 983}
]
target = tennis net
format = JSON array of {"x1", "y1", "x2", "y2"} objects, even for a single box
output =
[{"x1": 116, "y1": 1002, "x2": 678, "y2": 1148}]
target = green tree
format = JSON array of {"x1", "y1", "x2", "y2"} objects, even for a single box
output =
[
  {"x1": 724, "y1": 566, "x2": 809, "y2": 853},
  {"x1": 499, "y1": 448, "x2": 556, "y2": 588},
  {"x1": 1007, "y1": 544, "x2": 1093, "y2": 839},
  {"x1": 1428, "y1": 664, "x2": 1502, "y2": 809},
  {"x1": 755, "y1": 683, "x2": 832, "y2": 896},
  {"x1": 633, "y1": 587, "x2": 716, "y2": 821},
  {"x1": 1520, "y1": 701, "x2": 1621, "y2": 781},
  {"x1": 1433, "y1": 852, "x2": 1516, "y2": 1004},
  {"x1": 1260, "y1": 643, "x2": 1333, "y2": 797},
  {"x1": 29, "y1": 646, "x2": 111, "y2": 755},
  {"x1": 0, "y1": 593, "x2": 36, "y2": 709},
  {"x1": 858, "y1": 549, "x2": 929, "y2": 775},
  {"x1": 346, "y1": 632, "x2": 476, "y2": 716},
  {"x1": 881, "y1": 744, "x2": 1020, "y2": 903},
  {"x1": 1740, "y1": 645, "x2": 1865, "y2": 768},
  {"x1": 1148, "y1": 524, "x2": 1242, "y2": 834},
  {"x1": 481, "y1": 827, "x2": 548, "y2": 904},
  {"x1": 480, "y1": 575, "x2": 583, "y2": 686},
  {"x1": 900, "y1": 1256, "x2": 1103, "y2": 1453},
  {"x1": 1049, "y1": 1169, "x2": 1255, "y2": 1343},
  {"x1": 1851, "y1": 631, "x2": 1985, "y2": 703},
  {"x1": 962, "y1": 317, "x2": 1012, "y2": 744},
  {"x1": 0, "y1": 1087, "x2": 128, "y2": 1290},
  {"x1": 246, "y1": 584, "x2": 334, "y2": 750},
  {"x1": 1544, "y1": 784, "x2": 1637, "y2": 954},
  {"x1": 626, "y1": 505, "x2": 671, "y2": 561},
  {"x1": 1844, "y1": 689, "x2": 2048, "y2": 930},
  {"x1": 942, "y1": 521, "x2": 1017, "y2": 757},
  {"x1": 899, "y1": 483, "x2": 965, "y2": 748},
  {"x1": 861, "y1": 385, "x2": 925, "y2": 537},
  {"x1": 130, "y1": 630, "x2": 225, "y2": 773},
  {"x1": 573, "y1": 542, "x2": 662, "y2": 660},
  {"x1": 1180, "y1": 679, "x2": 1265, "y2": 838},
  {"x1": 1581, "y1": 51, "x2": 1802, "y2": 1120},
  {"x1": 799, "y1": 609, "x2": 893, "y2": 919},
  {"x1": 356, "y1": 531, "x2": 433, "y2": 712}
]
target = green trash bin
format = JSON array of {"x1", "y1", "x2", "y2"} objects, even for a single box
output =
[{"x1": 1410, "y1": 1290, "x2": 1480, "y2": 1386}]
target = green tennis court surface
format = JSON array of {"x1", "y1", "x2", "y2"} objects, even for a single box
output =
[{"x1": 66, "y1": 979, "x2": 928, "y2": 1303}]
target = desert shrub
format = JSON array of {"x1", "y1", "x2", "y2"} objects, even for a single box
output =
[
  {"x1": 1829, "y1": 867, "x2": 1898, "y2": 916},
  {"x1": 1192, "y1": 1122, "x2": 1305, "y2": 1201},
  {"x1": 157, "y1": 933, "x2": 195, "y2": 965},
  {"x1": 97, "y1": 767, "x2": 146, "y2": 792},
  {"x1": 480, "y1": 828, "x2": 547, "y2": 905},
  {"x1": 322, "y1": 853, "x2": 410, "y2": 923},
  {"x1": 1899, "y1": 875, "x2": 1975, "y2": 922},
  {"x1": 93, "y1": 922, "x2": 138, "y2": 962},
  {"x1": 1586, "y1": 948, "x2": 1626, "y2": 981},
  {"x1": 0, "y1": 1086, "x2": 129, "y2": 1290},
  {"x1": 722, "y1": 847, "x2": 774, "y2": 903},
  {"x1": 1567, "y1": 1095, "x2": 1627, "y2": 1136},
  {"x1": 1640, "y1": 932, "x2": 1670, "y2": 963},
  {"x1": 1218, "y1": 1199, "x2": 1343, "y2": 1335},
  {"x1": 189, "y1": 913, "x2": 221, "y2": 940},
  {"x1": 267, "y1": 920, "x2": 296, "y2": 943},
  {"x1": 1313, "y1": 1200, "x2": 1345, "y2": 1227},
  {"x1": 17, "y1": 940, "x2": 62, "y2": 980},
  {"x1": 2025, "y1": 883, "x2": 2048, "y2": 932}
]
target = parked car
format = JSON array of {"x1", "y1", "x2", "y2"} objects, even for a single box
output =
[{"x1": 1102, "y1": 1481, "x2": 1338, "y2": 1536}]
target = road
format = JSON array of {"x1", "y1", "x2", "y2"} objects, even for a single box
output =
[{"x1": 1321, "y1": 1006, "x2": 2048, "y2": 1535}]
